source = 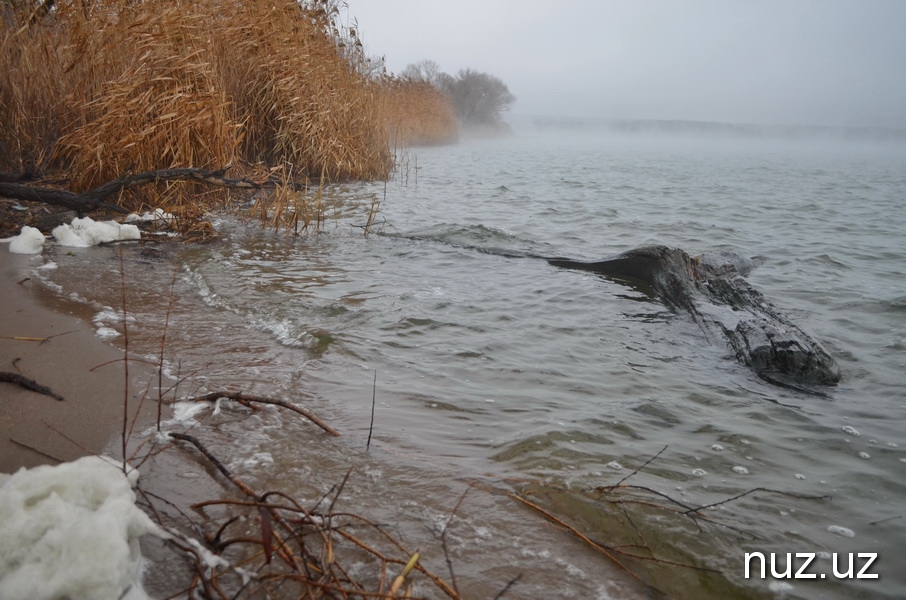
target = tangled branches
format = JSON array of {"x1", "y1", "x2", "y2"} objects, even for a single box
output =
[{"x1": 144, "y1": 432, "x2": 457, "y2": 599}]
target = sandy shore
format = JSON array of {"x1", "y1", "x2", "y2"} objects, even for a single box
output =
[{"x1": 0, "y1": 250, "x2": 156, "y2": 473}]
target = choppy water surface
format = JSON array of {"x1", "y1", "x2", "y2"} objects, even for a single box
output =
[{"x1": 39, "y1": 129, "x2": 906, "y2": 598}]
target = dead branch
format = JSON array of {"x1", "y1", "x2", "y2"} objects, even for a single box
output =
[
  {"x1": 0, "y1": 167, "x2": 311, "y2": 214},
  {"x1": 502, "y1": 489, "x2": 665, "y2": 596},
  {"x1": 167, "y1": 432, "x2": 258, "y2": 498},
  {"x1": 493, "y1": 574, "x2": 523, "y2": 600},
  {"x1": 0, "y1": 371, "x2": 65, "y2": 401},
  {"x1": 161, "y1": 431, "x2": 459, "y2": 598},
  {"x1": 183, "y1": 391, "x2": 340, "y2": 436}
]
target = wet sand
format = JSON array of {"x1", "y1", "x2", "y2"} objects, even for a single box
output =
[{"x1": 0, "y1": 250, "x2": 156, "y2": 473}]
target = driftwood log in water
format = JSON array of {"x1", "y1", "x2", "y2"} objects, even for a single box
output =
[{"x1": 548, "y1": 246, "x2": 841, "y2": 394}]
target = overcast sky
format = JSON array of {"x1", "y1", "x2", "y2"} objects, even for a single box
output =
[{"x1": 347, "y1": 1, "x2": 906, "y2": 128}]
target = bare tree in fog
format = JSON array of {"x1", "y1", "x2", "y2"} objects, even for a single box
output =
[
  {"x1": 438, "y1": 69, "x2": 516, "y2": 126},
  {"x1": 400, "y1": 59, "x2": 443, "y2": 85},
  {"x1": 402, "y1": 62, "x2": 516, "y2": 127}
]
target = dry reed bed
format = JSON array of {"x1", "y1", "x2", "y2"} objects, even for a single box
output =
[{"x1": 0, "y1": 0, "x2": 457, "y2": 224}]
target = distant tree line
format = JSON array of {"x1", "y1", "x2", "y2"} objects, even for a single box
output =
[{"x1": 400, "y1": 60, "x2": 515, "y2": 128}]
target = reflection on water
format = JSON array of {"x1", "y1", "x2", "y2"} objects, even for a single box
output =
[{"x1": 34, "y1": 131, "x2": 906, "y2": 598}]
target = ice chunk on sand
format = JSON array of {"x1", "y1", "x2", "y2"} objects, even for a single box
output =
[
  {"x1": 52, "y1": 216, "x2": 141, "y2": 247},
  {"x1": 0, "y1": 456, "x2": 163, "y2": 600},
  {"x1": 5, "y1": 226, "x2": 45, "y2": 254},
  {"x1": 124, "y1": 208, "x2": 177, "y2": 225}
]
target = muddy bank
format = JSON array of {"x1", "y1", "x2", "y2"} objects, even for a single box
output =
[{"x1": 0, "y1": 250, "x2": 160, "y2": 472}]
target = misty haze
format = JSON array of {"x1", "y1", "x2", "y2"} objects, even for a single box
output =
[{"x1": 1, "y1": 2, "x2": 904, "y2": 599}]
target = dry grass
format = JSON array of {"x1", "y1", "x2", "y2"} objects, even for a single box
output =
[{"x1": 0, "y1": 0, "x2": 457, "y2": 225}]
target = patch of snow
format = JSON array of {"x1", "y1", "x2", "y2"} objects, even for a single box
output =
[
  {"x1": 124, "y1": 208, "x2": 177, "y2": 225},
  {"x1": 5, "y1": 226, "x2": 46, "y2": 254},
  {"x1": 0, "y1": 456, "x2": 164, "y2": 600},
  {"x1": 52, "y1": 217, "x2": 141, "y2": 247}
]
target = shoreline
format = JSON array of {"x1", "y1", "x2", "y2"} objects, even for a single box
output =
[
  {"x1": 0, "y1": 248, "x2": 233, "y2": 597},
  {"x1": 0, "y1": 250, "x2": 156, "y2": 473}
]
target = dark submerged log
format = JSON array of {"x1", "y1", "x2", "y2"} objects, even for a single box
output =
[{"x1": 548, "y1": 246, "x2": 841, "y2": 393}]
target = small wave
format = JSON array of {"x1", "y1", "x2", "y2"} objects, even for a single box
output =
[
  {"x1": 182, "y1": 264, "x2": 335, "y2": 352},
  {"x1": 879, "y1": 296, "x2": 906, "y2": 312},
  {"x1": 401, "y1": 223, "x2": 525, "y2": 247}
]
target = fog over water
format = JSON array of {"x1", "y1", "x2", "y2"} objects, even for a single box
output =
[{"x1": 350, "y1": 0, "x2": 906, "y2": 129}]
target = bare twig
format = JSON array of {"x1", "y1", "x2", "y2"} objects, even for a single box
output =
[
  {"x1": 502, "y1": 489, "x2": 662, "y2": 595},
  {"x1": 493, "y1": 574, "x2": 523, "y2": 600},
  {"x1": 440, "y1": 484, "x2": 474, "y2": 597},
  {"x1": 868, "y1": 515, "x2": 902, "y2": 526},
  {"x1": 608, "y1": 444, "x2": 669, "y2": 489},
  {"x1": 8, "y1": 438, "x2": 63, "y2": 463},
  {"x1": 119, "y1": 247, "x2": 130, "y2": 471},
  {"x1": 157, "y1": 266, "x2": 179, "y2": 431},
  {"x1": 183, "y1": 391, "x2": 340, "y2": 436},
  {"x1": 167, "y1": 432, "x2": 257, "y2": 498},
  {"x1": 0, "y1": 371, "x2": 65, "y2": 401},
  {"x1": 367, "y1": 369, "x2": 377, "y2": 450},
  {"x1": 682, "y1": 487, "x2": 831, "y2": 516}
]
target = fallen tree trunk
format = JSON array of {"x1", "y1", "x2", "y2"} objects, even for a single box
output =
[
  {"x1": 0, "y1": 167, "x2": 311, "y2": 214},
  {"x1": 548, "y1": 246, "x2": 842, "y2": 394}
]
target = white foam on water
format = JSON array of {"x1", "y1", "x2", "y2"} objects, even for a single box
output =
[
  {"x1": 170, "y1": 401, "x2": 211, "y2": 423},
  {"x1": 184, "y1": 265, "x2": 310, "y2": 349},
  {"x1": 769, "y1": 581, "x2": 794, "y2": 593},
  {"x1": 95, "y1": 326, "x2": 121, "y2": 340},
  {"x1": 732, "y1": 466, "x2": 749, "y2": 475},
  {"x1": 841, "y1": 425, "x2": 860, "y2": 436},
  {"x1": 827, "y1": 525, "x2": 855, "y2": 538},
  {"x1": 232, "y1": 452, "x2": 275, "y2": 471}
]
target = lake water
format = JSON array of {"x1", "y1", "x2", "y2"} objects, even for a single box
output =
[{"x1": 35, "y1": 126, "x2": 906, "y2": 598}]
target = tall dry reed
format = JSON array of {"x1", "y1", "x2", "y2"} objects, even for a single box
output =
[{"x1": 0, "y1": 0, "x2": 457, "y2": 217}]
